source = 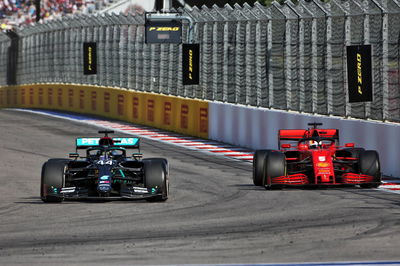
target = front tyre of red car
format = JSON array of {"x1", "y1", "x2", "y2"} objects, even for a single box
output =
[
  {"x1": 263, "y1": 152, "x2": 286, "y2": 189},
  {"x1": 253, "y1": 150, "x2": 270, "y2": 186},
  {"x1": 359, "y1": 150, "x2": 381, "y2": 188}
]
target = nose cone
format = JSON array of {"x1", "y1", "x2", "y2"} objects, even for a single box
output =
[
  {"x1": 98, "y1": 183, "x2": 111, "y2": 194},
  {"x1": 97, "y1": 174, "x2": 112, "y2": 194}
]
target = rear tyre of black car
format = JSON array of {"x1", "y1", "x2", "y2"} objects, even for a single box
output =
[
  {"x1": 253, "y1": 150, "x2": 270, "y2": 186},
  {"x1": 41, "y1": 159, "x2": 70, "y2": 203},
  {"x1": 263, "y1": 152, "x2": 286, "y2": 189},
  {"x1": 143, "y1": 158, "x2": 169, "y2": 202},
  {"x1": 359, "y1": 150, "x2": 381, "y2": 188}
]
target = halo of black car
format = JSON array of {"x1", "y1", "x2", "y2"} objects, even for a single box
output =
[
  {"x1": 253, "y1": 123, "x2": 381, "y2": 189},
  {"x1": 41, "y1": 130, "x2": 169, "y2": 202}
]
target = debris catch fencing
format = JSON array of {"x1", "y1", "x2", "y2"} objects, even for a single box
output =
[{"x1": 0, "y1": 0, "x2": 399, "y2": 121}]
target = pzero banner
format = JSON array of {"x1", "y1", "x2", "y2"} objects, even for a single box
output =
[
  {"x1": 83, "y1": 42, "x2": 97, "y2": 75},
  {"x1": 182, "y1": 44, "x2": 200, "y2": 85},
  {"x1": 145, "y1": 21, "x2": 182, "y2": 44},
  {"x1": 346, "y1": 45, "x2": 372, "y2": 102}
]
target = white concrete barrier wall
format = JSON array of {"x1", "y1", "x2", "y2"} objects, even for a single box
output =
[{"x1": 209, "y1": 102, "x2": 400, "y2": 177}]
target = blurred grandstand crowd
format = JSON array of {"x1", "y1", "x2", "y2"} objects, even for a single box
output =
[{"x1": 0, "y1": 0, "x2": 111, "y2": 28}]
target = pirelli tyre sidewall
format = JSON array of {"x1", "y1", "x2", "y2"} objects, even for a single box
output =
[
  {"x1": 143, "y1": 158, "x2": 169, "y2": 202},
  {"x1": 359, "y1": 150, "x2": 381, "y2": 188},
  {"x1": 41, "y1": 159, "x2": 70, "y2": 203},
  {"x1": 253, "y1": 150, "x2": 270, "y2": 186},
  {"x1": 263, "y1": 152, "x2": 286, "y2": 188}
]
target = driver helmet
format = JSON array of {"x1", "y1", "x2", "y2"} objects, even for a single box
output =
[{"x1": 309, "y1": 140, "x2": 321, "y2": 148}]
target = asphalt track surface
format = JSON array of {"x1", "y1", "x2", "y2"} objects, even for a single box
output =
[{"x1": 0, "y1": 109, "x2": 399, "y2": 265}]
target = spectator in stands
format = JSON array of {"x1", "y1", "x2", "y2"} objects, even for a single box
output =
[{"x1": 0, "y1": 0, "x2": 110, "y2": 28}]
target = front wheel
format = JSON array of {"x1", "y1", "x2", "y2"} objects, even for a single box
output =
[
  {"x1": 253, "y1": 150, "x2": 271, "y2": 186},
  {"x1": 143, "y1": 158, "x2": 169, "y2": 202},
  {"x1": 263, "y1": 152, "x2": 286, "y2": 188},
  {"x1": 359, "y1": 150, "x2": 381, "y2": 188},
  {"x1": 41, "y1": 159, "x2": 70, "y2": 202}
]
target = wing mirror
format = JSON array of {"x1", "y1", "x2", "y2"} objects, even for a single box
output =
[
  {"x1": 345, "y1": 143, "x2": 355, "y2": 148},
  {"x1": 281, "y1": 144, "x2": 291, "y2": 149},
  {"x1": 298, "y1": 144, "x2": 308, "y2": 150},
  {"x1": 132, "y1": 153, "x2": 143, "y2": 159},
  {"x1": 69, "y1": 153, "x2": 79, "y2": 159}
]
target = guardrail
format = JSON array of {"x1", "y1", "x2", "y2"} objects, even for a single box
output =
[{"x1": 0, "y1": 0, "x2": 399, "y2": 122}]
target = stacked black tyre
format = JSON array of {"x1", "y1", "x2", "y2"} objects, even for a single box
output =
[
  {"x1": 253, "y1": 150, "x2": 286, "y2": 188},
  {"x1": 143, "y1": 158, "x2": 169, "y2": 201},
  {"x1": 40, "y1": 159, "x2": 71, "y2": 203}
]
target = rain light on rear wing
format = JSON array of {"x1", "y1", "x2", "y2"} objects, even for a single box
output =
[{"x1": 76, "y1": 137, "x2": 140, "y2": 149}]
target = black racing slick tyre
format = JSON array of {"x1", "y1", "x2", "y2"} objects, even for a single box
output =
[
  {"x1": 143, "y1": 158, "x2": 169, "y2": 202},
  {"x1": 253, "y1": 150, "x2": 270, "y2": 186},
  {"x1": 359, "y1": 150, "x2": 381, "y2": 188},
  {"x1": 264, "y1": 152, "x2": 286, "y2": 188},
  {"x1": 40, "y1": 159, "x2": 70, "y2": 203}
]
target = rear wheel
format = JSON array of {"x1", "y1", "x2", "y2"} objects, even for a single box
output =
[
  {"x1": 359, "y1": 150, "x2": 381, "y2": 188},
  {"x1": 263, "y1": 152, "x2": 286, "y2": 188},
  {"x1": 253, "y1": 150, "x2": 270, "y2": 186},
  {"x1": 41, "y1": 159, "x2": 70, "y2": 202},
  {"x1": 143, "y1": 158, "x2": 169, "y2": 202}
]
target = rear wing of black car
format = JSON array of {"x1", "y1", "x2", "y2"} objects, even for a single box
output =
[{"x1": 75, "y1": 137, "x2": 140, "y2": 149}]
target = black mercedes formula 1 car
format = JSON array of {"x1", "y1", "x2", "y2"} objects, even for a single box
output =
[{"x1": 40, "y1": 130, "x2": 169, "y2": 202}]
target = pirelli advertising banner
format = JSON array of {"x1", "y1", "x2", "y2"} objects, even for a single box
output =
[
  {"x1": 346, "y1": 45, "x2": 373, "y2": 102},
  {"x1": 83, "y1": 42, "x2": 97, "y2": 75},
  {"x1": 182, "y1": 44, "x2": 200, "y2": 85},
  {"x1": 145, "y1": 21, "x2": 182, "y2": 44}
]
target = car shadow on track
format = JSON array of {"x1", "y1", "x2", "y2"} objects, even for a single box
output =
[
  {"x1": 15, "y1": 197, "x2": 152, "y2": 204},
  {"x1": 231, "y1": 183, "x2": 382, "y2": 192}
]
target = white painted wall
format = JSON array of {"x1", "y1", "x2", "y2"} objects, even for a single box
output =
[{"x1": 209, "y1": 102, "x2": 400, "y2": 177}]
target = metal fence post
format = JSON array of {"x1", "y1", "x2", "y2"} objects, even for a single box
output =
[
  {"x1": 252, "y1": 3, "x2": 269, "y2": 108},
  {"x1": 383, "y1": 0, "x2": 400, "y2": 121}
]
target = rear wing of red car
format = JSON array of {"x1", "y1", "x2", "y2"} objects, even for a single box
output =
[
  {"x1": 279, "y1": 129, "x2": 339, "y2": 141},
  {"x1": 278, "y1": 128, "x2": 339, "y2": 148}
]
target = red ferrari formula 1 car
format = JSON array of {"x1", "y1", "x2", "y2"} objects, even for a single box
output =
[{"x1": 253, "y1": 123, "x2": 381, "y2": 188}]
